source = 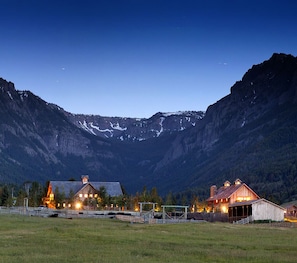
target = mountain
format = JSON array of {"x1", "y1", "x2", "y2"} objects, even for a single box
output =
[
  {"x1": 0, "y1": 78, "x2": 124, "y2": 184},
  {"x1": 0, "y1": 78, "x2": 198, "y2": 188},
  {"x1": 63, "y1": 110, "x2": 204, "y2": 141},
  {"x1": 1, "y1": 53, "x2": 297, "y2": 204}
]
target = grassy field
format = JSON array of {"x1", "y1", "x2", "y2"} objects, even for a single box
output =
[{"x1": 0, "y1": 214, "x2": 297, "y2": 263}]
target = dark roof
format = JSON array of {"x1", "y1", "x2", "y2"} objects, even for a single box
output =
[
  {"x1": 206, "y1": 183, "x2": 259, "y2": 202},
  {"x1": 49, "y1": 181, "x2": 123, "y2": 197}
]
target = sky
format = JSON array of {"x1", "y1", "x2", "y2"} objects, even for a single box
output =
[{"x1": 1, "y1": 0, "x2": 297, "y2": 118}]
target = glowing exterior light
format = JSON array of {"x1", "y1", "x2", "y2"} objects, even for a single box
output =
[
  {"x1": 75, "y1": 202, "x2": 81, "y2": 209},
  {"x1": 221, "y1": 205, "x2": 228, "y2": 213}
]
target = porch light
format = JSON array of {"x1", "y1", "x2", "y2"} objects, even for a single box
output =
[
  {"x1": 221, "y1": 206, "x2": 228, "y2": 213},
  {"x1": 75, "y1": 202, "x2": 82, "y2": 209}
]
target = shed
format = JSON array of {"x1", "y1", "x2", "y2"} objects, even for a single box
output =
[{"x1": 229, "y1": 198, "x2": 285, "y2": 222}]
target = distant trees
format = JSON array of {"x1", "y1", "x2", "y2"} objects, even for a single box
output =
[
  {"x1": 0, "y1": 185, "x2": 10, "y2": 206},
  {"x1": 0, "y1": 182, "x2": 45, "y2": 207}
]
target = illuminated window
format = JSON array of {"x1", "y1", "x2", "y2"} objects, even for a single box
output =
[
  {"x1": 89, "y1": 194, "x2": 93, "y2": 198},
  {"x1": 79, "y1": 194, "x2": 83, "y2": 198},
  {"x1": 236, "y1": 196, "x2": 251, "y2": 202},
  {"x1": 94, "y1": 194, "x2": 98, "y2": 198},
  {"x1": 84, "y1": 194, "x2": 88, "y2": 198}
]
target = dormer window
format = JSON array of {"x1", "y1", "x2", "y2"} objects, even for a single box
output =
[
  {"x1": 234, "y1": 178, "x2": 242, "y2": 185},
  {"x1": 81, "y1": 175, "x2": 89, "y2": 184},
  {"x1": 224, "y1": 181, "x2": 231, "y2": 187}
]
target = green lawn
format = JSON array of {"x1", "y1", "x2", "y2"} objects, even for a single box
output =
[{"x1": 0, "y1": 214, "x2": 296, "y2": 263}]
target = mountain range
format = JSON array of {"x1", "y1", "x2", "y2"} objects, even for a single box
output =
[{"x1": 1, "y1": 53, "x2": 297, "y2": 204}]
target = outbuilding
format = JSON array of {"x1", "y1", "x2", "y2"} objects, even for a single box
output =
[{"x1": 228, "y1": 198, "x2": 285, "y2": 223}]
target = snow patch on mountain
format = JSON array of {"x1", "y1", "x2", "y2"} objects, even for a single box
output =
[
  {"x1": 110, "y1": 122, "x2": 127, "y2": 131},
  {"x1": 69, "y1": 111, "x2": 205, "y2": 141}
]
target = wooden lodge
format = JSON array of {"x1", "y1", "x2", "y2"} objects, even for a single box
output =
[
  {"x1": 206, "y1": 178, "x2": 285, "y2": 222},
  {"x1": 44, "y1": 175, "x2": 123, "y2": 209}
]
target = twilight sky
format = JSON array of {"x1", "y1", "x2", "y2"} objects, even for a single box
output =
[{"x1": 1, "y1": 0, "x2": 297, "y2": 118}]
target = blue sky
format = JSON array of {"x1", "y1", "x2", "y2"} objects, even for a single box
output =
[{"x1": 1, "y1": 0, "x2": 297, "y2": 118}]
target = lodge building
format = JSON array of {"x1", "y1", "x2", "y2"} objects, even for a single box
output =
[
  {"x1": 44, "y1": 175, "x2": 123, "y2": 209},
  {"x1": 207, "y1": 178, "x2": 285, "y2": 222}
]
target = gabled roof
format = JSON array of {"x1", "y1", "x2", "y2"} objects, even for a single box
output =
[
  {"x1": 49, "y1": 181, "x2": 122, "y2": 197},
  {"x1": 229, "y1": 198, "x2": 285, "y2": 211},
  {"x1": 90, "y1": 182, "x2": 123, "y2": 196},
  {"x1": 206, "y1": 183, "x2": 260, "y2": 202}
]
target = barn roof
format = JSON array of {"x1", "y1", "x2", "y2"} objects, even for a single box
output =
[
  {"x1": 206, "y1": 183, "x2": 260, "y2": 202},
  {"x1": 49, "y1": 181, "x2": 123, "y2": 197}
]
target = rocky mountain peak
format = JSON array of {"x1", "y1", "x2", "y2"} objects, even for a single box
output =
[
  {"x1": 0, "y1": 77, "x2": 15, "y2": 92},
  {"x1": 230, "y1": 53, "x2": 297, "y2": 104},
  {"x1": 65, "y1": 110, "x2": 205, "y2": 141}
]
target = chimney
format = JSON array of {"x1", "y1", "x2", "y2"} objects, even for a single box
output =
[
  {"x1": 81, "y1": 175, "x2": 89, "y2": 184},
  {"x1": 210, "y1": 185, "x2": 217, "y2": 198}
]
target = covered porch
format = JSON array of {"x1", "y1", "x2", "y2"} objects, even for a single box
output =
[{"x1": 228, "y1": 201, "x2": 253, "y2": 223}]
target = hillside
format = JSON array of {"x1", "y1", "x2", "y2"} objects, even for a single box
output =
[{"x1": 1, "y1": 53, "x2": 297, "y2": 203}]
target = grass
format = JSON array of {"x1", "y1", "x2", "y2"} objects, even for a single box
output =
[{"x1": 0, "y1": 214, "x2": 297, "y2": 263}]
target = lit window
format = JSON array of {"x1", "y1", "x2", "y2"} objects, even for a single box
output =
[
  {"x1": 89, "y1": 194, "x2": 93, "y2": 198},
  {"x1": 84, "y1": 194, "x2": 88, "y2": 198},
  {"x1": 79, "y1": 194, "x2": 83, "y2": 198}
]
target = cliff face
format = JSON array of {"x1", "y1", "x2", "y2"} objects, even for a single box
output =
[
  {"x1": 0, "y1": 78, "x2": 119, "y2": 183},
  {"x1": 158, "y1": 53, "x2": 297, "y2": 163}
]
